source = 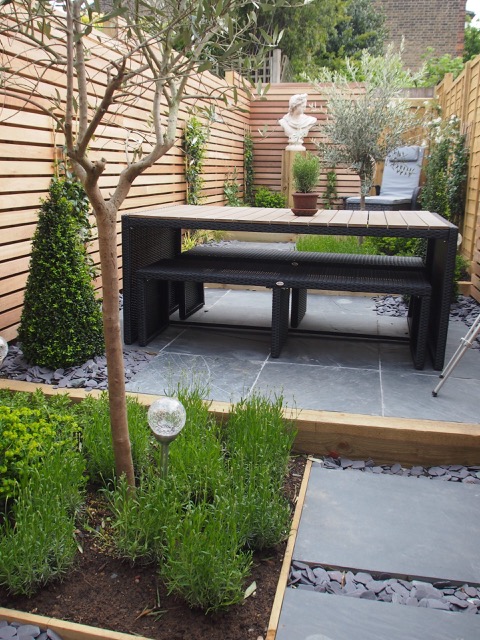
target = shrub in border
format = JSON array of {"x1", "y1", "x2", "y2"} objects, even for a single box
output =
[
  {"x1": 18, "y1": 178, "x2": 104, "y2": 368},
  {"x1": 254, "y1": 186, "x2": 286, "y2": 208}
]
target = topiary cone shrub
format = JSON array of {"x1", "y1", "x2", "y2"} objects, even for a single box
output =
[{"x1": 18, "y1": 178, "x2": 104, "y2": 369}]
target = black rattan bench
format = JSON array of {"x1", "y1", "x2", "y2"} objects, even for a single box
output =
[
  {"x1": 182, "y1": 245, "x2": 426, "y2": 328},
  {"x1": 136, "y1": 255, "x2": 432, "y2": 368}
]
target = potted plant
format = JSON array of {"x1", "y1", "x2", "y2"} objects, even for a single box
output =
[{"x1": 292, "y1": 152, "x2": 321, "y2": 216}]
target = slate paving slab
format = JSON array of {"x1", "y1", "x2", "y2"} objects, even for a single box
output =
[
  {"x1": 126, "y1": 352, "x2": 264, "y2": 402},
  {"x1": 293, "y1": 463, "x2": 480, "y2": 585},
  {"x1": 253, "y1": 362, "x2": 383, "y2": 416},
  {"x1": 380, "y1": 369, "x2": 480, "y2": 423},
  {"x1": 275, "y1": 589, "x2": 480, "y2": 640}
]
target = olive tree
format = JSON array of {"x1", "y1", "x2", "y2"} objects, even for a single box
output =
[
  {"x1": 0, "y1": 0, "x2": 301, "y2": 487},
  {"x1": 315, "y1": 45, "x2": 423, "y2": 209}
]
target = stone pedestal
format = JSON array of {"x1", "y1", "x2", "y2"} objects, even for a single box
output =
[{"x1": 281, "y1": 149, "x2": 305, "y2": 207}]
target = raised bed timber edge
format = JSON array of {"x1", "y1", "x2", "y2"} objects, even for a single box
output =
[{"x1": 0, "y1": 379, "x2": 480, "y2": 467}]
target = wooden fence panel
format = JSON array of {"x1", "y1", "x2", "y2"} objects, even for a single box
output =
[{"x1": 437, "y1": 55, "x2": 480, "y2": 302}]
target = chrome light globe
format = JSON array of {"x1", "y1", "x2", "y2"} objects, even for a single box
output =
[
  {"x1": 147, "y1": 397, "x2": 186, "y2": 444},
  {"x1": 147, "y1": 397, "x2": 186, "y2": 478}
]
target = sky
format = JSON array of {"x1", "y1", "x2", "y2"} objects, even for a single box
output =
[{"x1": 467, "y1": 0, "x2": 480, "y2": 23}]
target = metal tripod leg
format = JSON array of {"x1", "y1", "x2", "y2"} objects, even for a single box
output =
[{"x1": 432, "y1": 313, "x2": 480, "y2": 397}]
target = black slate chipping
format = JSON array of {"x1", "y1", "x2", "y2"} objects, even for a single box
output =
[
  {"x1": 0, "y1": 623, "x2": 64, "y2": 640},
  {"x1": 289, "y1": 563, "x2": 480, "y2": 614}
]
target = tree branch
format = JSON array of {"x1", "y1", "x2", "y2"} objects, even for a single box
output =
[
  {"x1": 73, "y1": 0, "x2": 89, "y2": 139},
  {"x1": 64, "y1": 0, "x2": 75, "y2": 152},
  {"x1": 76, "y1": 59, "x2": 127, "y2": 158}
]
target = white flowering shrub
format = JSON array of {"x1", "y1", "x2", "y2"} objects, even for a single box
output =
[{"x1": 421, "y1": 108, "x2": 468, "y2": 227}]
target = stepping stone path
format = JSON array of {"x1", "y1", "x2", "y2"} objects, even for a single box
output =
[
  {"x1": 277, "y1": 459, "x2": 480, "y2": 639},
  {"x1": 0, "y1": 621, "x2": 63, "y2": 640}
]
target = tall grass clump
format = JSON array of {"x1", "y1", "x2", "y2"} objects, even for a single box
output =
[
  {"x1": 108, "y1": 386, "x2": 227, "y2": 566},
  {"x1": 0, "y1": 444, "x2": 85, "y2": 595},
  {"x1": 166, "y1": 386, "x2": 229, "y2": 500},
  {"x1": 108, "y1": 389, "x2": 298, "y2": 612},
  {"x1": 296, "y1": 234, "x2": 372, "y2": 254},
  {"x1": 225, "y1": 395, "x2": 296, "y2": 549},
  {"x1": 109, "y1": 473, "x2": 181, "y2": 563},
  {"x1": 73, "y1": 393, "x2": 151, "y2": 485},
  {"x1": 163, "y1": 500, "x2": 252, "y2": 613}
]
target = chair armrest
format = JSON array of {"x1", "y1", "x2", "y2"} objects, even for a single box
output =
[
  {"x1": 341, "y1": 195, "x2": 359, "y2": 206},
  {"x1": 411, "y1": 186, "x2": 422, "y2": 209}
]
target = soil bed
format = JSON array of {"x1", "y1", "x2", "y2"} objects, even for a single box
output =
[{"x1": 1, "y1": 456, "x2": 307, "y2": 640}]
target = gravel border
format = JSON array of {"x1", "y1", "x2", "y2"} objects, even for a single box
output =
[
  {"x1": 0, "y1": 620, "x2": 64, "y2": 640},
  {"x1": 374, "y1": 294, "x2": 480, "y2": 348},
  {"x1": 0, "y1": 345, "x2": 155, "y2": 391}
]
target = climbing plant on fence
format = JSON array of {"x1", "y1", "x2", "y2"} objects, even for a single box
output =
[
  {"x1": 243, "y1": 132, "x2": 255, "y2": 205},
  {"x1": 224, "y1": 168, "x2": 243, "y2": 206},
  {"x1": 183, "y1": 117, "x2": 209, "y2": 205},
  {"x1": 323, "y1": 169, "x2": 338, "y2": 208},
  {"x1": 421, "y1": 112, "x2": 469, "y2": 229}
]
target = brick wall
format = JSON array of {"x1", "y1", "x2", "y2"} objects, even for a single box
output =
[{"x1": 375, "y1": 0, "x2": 467, "y2": 70}]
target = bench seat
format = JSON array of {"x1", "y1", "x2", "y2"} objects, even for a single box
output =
[
  {"x1": 136, "y1": 255, "x2": 431, "y2": 368},
  {"x1": 182, "y1": 245, "x2": 426, "y2": 328}
]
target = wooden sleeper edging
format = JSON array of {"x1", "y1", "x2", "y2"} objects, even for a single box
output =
[{"x1": 1, "y1": 379, "x2": 479, "y2": 467}]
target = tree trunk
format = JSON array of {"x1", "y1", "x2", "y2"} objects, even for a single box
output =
[
  {"x1": 360, "y1": 194, "x2": 366, "y2": 211},
  {"x1": 95, "y1": 207, "x2": 135, "y2": 488}
]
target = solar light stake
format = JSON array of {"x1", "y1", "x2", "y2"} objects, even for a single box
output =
[{"x1": 147, "y1": 397, "x2": 186, "y2": 477}]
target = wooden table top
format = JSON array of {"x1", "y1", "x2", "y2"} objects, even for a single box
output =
[{"x1": 124, "y1": 205, "x2": 452, "y2": 231}]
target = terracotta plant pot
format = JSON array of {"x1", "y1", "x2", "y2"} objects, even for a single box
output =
[{"x1": 291, "y1": 192, "x2": 318, "y2": 216}]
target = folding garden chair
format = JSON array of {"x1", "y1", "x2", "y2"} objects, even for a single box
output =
[
  {"x1": 344, "y1": 145, "x2": 425, "y2": 211},
  {"x1": 432, "y1": 313, "x2": 480, "y2": 396}
]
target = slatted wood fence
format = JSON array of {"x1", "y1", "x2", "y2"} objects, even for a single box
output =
[{"x1": 437, "y1": 55, "x2": 480, "y2": 303}]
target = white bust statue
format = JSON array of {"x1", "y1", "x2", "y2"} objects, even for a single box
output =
[{"x1": 278, "y1": 93, "x2": 317, "y2": 151}]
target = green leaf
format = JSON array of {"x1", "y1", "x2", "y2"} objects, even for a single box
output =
[
  {"x1": 244, "y1": 581, "x2": 257, "y2": 599},
  {"x1": 197, "y1": 61, "x2": 213, "y2": 73}
]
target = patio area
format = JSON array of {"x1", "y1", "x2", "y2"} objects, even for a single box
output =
[{"x1": 125, "y1": 282, "x2": 480, "y2": 425}]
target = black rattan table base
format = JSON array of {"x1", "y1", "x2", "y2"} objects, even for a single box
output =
[{"x1": 136, "y1": 256, "x2": 431, "y2": 368}]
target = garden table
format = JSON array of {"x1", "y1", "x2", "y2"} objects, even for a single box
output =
[{"x1": 121, "y1": 205, "x2": 458, "y2": 370}]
